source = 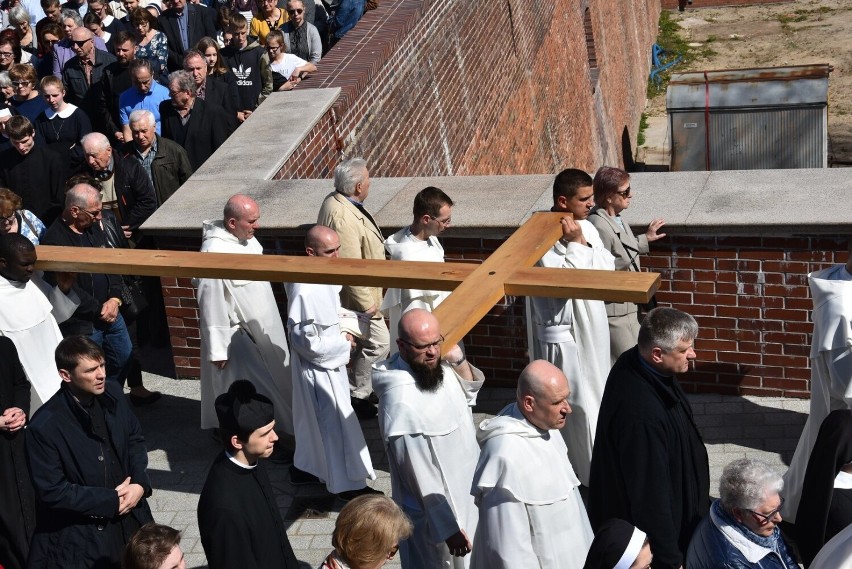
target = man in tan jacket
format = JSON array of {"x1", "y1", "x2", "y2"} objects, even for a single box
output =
[{"x1": 317, "y1": 158, "x2": 387, "y2": 419}]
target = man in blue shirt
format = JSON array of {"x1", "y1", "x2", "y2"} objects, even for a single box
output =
[{"x1": 118, "y1": 59, "x2": 169, "y2": 141}]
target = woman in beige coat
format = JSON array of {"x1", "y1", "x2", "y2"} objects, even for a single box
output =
[{"x1": 588, "y1": 166, "x2": 666, "y2": 364}]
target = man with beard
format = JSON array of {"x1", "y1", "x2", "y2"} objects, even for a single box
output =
[{"x1": 372, "y1": 309, "x2": 484, "y2": 568}]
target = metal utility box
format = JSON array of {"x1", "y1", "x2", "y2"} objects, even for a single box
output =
[{"x1": 666, "y1": 64, "x2": 830, "y2": 171}]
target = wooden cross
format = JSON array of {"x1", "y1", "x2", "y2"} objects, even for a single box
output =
[{"x1": 35, "y1": 212, "x2": 659, "y2": 355}]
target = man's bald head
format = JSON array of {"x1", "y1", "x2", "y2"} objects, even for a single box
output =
[
  {"x1": 398, "y1": 309, "x2": 440, "y2": 345},
  {"x1": 305, "y1": 225, "x2": 340, "y2": 258},
  {"x1": 517, "y1": 360, "x2": 571, "y2": 431},
  {"x1": 223, "y1": 195, "x2": 260, "y2": 241},
  {"x1": 71, "y1": 26, "x2": 93, "y2": 41}
]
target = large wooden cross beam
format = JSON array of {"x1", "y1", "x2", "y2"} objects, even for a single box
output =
[{"x1": 35, "y1": 212, "x2": 660, "y2": 354}]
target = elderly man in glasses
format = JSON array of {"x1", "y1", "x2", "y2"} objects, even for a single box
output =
[
  {"x1": 373, "y1": 308, "x2": 485, "y2": 569},
  {"x1": 686, "y1": 458, "x2": 797, "y2": 569}
]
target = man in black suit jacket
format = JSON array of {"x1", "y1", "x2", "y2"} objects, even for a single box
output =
[
  {"x1": 158, "y1": 0, "x2": 216, "y2": 71},
  {"x1": 159, "y1": 70, "x2": 232, "y2": 170},
  {"x1": 183, "y1": 49, "x2": 239, "y2": 128},
  {"x1": 62, "y1": 27, "x2": 118, "y2": 135}
]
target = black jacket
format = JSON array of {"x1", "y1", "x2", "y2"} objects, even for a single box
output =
[
  {"x1": 158, "y1": 4, "x2": 216, "y2": 71},
  {"x1": 0, "y1": 338, "x2": 35, "y2": 569},
  {"x1": 62, "y1": 49, "x2": 118, "y2": 135},
  {"x1": 41, "y1": 219, "x2": 124, "y2": 336},
  {"x1": 204, "y1": 74, "x2": 240, "y2": 129},
  {"x1": 588, "y1": 347, "x2": 710, "y2": 569},
  {"x1": 25, "y1": 381, "x2": 153, "y2": 569},
  {"x1": 159, "y1": 98, "x2": 232, "y2": 170},
  {"x1": 0, "y1": 145, "x2": 66, "y2": 225},
  {"x1": 78, "y1": 153, "x2": 158, "y2": 236},
  {"x1": 198, "y1": 453, "x2": 299, "y2": 569},
  {"x1": 100, "y1": 60, "x2": 133, "y2": 143},
  {"x1": 121, "y1": 136, "x2": 194, "y2": 205}
]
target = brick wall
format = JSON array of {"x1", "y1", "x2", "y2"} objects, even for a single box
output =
[
  {"x1": 158, "y1": 232, "x2": 847, "y2": 397},
  {"x1": 271, "y1": 0, "x2": 660, "y2": 181}
]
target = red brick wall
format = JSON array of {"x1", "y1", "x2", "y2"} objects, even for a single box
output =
[
  {"x1": 271, "y1": 0, "x2": 660, "y2": 181},
  {"x1": 158, "y1": 232, "x2": 846, "y2": 397}
]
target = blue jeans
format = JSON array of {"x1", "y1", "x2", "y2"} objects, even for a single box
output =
[{"x1": 89, "y1": 314, "x2": 133, "y2": 386}]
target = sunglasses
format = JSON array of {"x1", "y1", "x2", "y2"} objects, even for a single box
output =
[
  {"x1": 12, "y1": 81, "x2": 31, "y2": 87},
  {"x1": 72, "y1": 39, "x2": 91, "y2": 47},
  {"x1": 287, "y1": 8, "x2": 303, "y2": 14},
  {"x1": 615, "y1": 186, "x2": 631, "y2": 198}
]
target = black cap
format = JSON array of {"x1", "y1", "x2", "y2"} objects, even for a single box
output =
[{"x1": 214, "y1": 380, "x2": 274, "y2": 434}]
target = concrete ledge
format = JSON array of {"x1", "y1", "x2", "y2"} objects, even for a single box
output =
[
  {"x1": 189, "y1": 88, "x2": 341, "y2": 182},
  {"x1": 142, "y1": 168, "x2": 852, "y2": 237}
]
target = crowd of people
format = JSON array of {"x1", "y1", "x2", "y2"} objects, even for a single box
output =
[{"x1": 2, "y1": 150, "x2": 850, "y2": 569}]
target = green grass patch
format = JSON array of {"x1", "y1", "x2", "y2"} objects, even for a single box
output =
[
  {"x1": 637, "y1": 113, "x2": 650, "y2": 146},
  {"x1": 647, "y1": 11, "x2": 717, "y2": 99}
]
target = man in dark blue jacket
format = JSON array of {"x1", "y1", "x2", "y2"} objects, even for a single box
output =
[{"x1": 25, "y1": 336, "x2": 154, "y2": 569}]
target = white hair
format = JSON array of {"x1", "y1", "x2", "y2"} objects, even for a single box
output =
[
  {"x1": 719, "y1": 458, "x2": 784, "y2": 512},
  {"x1": 80, "y1": 132, "x2": 111, "y2": 153},
  {"x1": 128, "y1": 109, "x2": 156, "y2": 128},
  {"x1": 333, "y1": 157, "x2": 368, "y2": 196}
]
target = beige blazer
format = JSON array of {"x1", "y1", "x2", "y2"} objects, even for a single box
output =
[{"x1": 317, "y1": 191, "x2": 385, "y2": 313}]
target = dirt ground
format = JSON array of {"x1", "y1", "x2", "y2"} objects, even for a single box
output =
[{"x1": 646, "y1": 0, "x2": 852, "y2": 165}]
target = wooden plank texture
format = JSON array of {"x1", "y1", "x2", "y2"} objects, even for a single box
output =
[
  {"x1": 34, "y1": 246, "x2": 475, "y2": 290},
  {"x1": 505, "y1": 267, "x2": 660, "y2": 303},
  {"x1": 433, "y1": 211, "x2": 566, "y2": 351}
]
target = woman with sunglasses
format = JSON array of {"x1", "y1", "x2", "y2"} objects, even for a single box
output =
[
  {"x1": 588, "y1": 166, "x2": 666, "y2": 365},
  {"x1": 321, "y1": 495, "x2": 413, "y2": 569},
  {"x1": 686, "y1": 458, "x2": 798, "y2": 569},
  {"x1": 7, "y1": 63, "x2": 46, "y2": 122}
]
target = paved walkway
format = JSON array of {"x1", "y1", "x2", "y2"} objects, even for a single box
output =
[{"x1": 136, "y1": 373, "x2": 809, "y2": 569}]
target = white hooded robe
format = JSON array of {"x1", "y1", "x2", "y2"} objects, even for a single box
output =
[
  {"x1": 195, "y1": 220, "x2": 292, "y2": 433},
  {"x1": 373, "y1": 353, "x2": 484, "y2": 569},
  {"x1": 470, "y1": 403, "x2": 593, "y2": 569},
  {"x1": 526, "y1": 220, "x2": 614, "y2": 486},
  {"x1": 783, "y1": 264, "x2": 852, "y2": 521},
  {"x1": 285, "y1": 281, "x2": 375, "y2": 493}
]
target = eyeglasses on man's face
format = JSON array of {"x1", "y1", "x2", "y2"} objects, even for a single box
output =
[
  {"x1": 398, "y1": 335, "x2": 444, "y2": 352},
  {"x1": 428, "y1": 214, "x2": 451, "y2": 226}
]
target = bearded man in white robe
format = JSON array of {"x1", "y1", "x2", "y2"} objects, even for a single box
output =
[
  {"x1": 195, "y1": 195, "x2": 292, "y2": 435},
  {"x1": 783, "y1": 243, "x2": 852, "y2": 521},
  {"x1": 0, "y1": 234, "x2": 79, "y2": 413},
  {"x1": 285, "y1": 225, "x2": 378, "y2": 500},
  {"x1": 471, "y1": 360, "x2": 593, "y2": 569},
  {"x1": 382, "y1": 187, "x2": 454, "y2": 354},
  {"x1": 373, "y1": 309, "x2": 484, "y2": 569},
  {"x1": 527, "y1": 169, "x2": 614, "y2": 486}
]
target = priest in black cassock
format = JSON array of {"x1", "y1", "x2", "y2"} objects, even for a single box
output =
[
  {"x1": 197, "y1": 380, "x2": 300, "y2": 569},
  {"x1": 0, "y1": 337, "x2": 36, "y2": 569}
]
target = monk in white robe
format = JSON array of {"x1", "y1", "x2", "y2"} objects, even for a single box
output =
[
  {"x1": 373, "y1": 309, "x2": 484, "y2": 569},
  {"x1": 471, "y1": 361, "x2": 593, "y2": 569},
  {"x1": 809, "y1": 523, "x2": 852, "y2": 569},
  {"x1": 382, "y1": 187, "x2": 455, "y2": 354},
  {"x1": 783, "y1": 255, "x2": 852, "y2": 521},
  {"x1": 0, "y1": 235, "x2": 79, "y2": 412},
  {"x1": 285, "y1": 225, "x2": 376, "y2": 496},
  {"x1": 195, "y1": 195, "x2": 292, "y2": 434},
  {"x1": 527, "y1": 217, "x2": 614, "y2": 486}
]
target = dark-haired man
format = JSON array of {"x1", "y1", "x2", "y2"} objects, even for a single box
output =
[
  {"x1": 0, "y1": 115, "x2": 66, "y2": 225},
  {"x1": 26, "y1": 336, "x2": 154, "y2": 569},
  {"x1": 382, "y1": 186, "x2": 454, "y2": 354},
  {"x1": 373, "y1": 309, "x2": 484, "y2": 568},
  {"x1": 526, "y1": 167, "x2": 614, "y2": 487},
  {"x1": 197, "y1": 380, "x2": 299, "y2": 569}
]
